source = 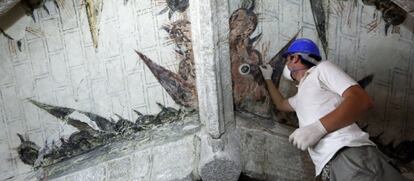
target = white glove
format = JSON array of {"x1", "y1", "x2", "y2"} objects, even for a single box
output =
[
  {"x1": 259, "y1": 64, "x2": 273, "y2": 80},
  {"x1": 289, "y1": 121, "x2": 327, "y2": 151}
]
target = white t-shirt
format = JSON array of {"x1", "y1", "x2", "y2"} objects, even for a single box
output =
[{"x1": 288, "y1": 61, "x2": 375, "y2": 176}]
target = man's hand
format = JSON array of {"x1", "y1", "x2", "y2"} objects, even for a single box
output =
[
  {"x1": 259, "y1": 64, "x2": 273, "y2": 80},
  {"x1": 289, "y1": 121, "x2": 327, "y2": 151}
]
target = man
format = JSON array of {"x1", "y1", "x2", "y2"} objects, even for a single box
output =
[{"x1": 259, "y1": 38, "x2": 404, "y2": 180}]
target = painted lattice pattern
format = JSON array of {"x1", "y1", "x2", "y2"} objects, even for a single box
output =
[
  {"x1": 0, "y1": 0, "x2": 183, "y2": 179},
  {"x1": 0, "y1": 0, "x2": 413, "y2": 179}
]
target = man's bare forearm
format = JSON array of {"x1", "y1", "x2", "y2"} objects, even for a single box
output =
[
  {"x1": 264, "y1": 80, "x2": 293, "y2": 112},
  {"x1": 320, "y1": 85, "x2": 374, "y2": 132}
]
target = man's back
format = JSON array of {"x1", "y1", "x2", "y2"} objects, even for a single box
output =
[{"x1": 288, "y1": 61, "x2": 374, "y2": 175}]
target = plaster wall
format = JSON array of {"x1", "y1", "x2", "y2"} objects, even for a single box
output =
[
  {"x1": 0, "y1": 0, "x2": 182, "y2": 179},
  {"x1": 0, "y1": 0, "x2": 413, "y2": 180}
]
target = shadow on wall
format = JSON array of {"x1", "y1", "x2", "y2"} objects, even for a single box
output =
[
  {"x1": 402, "y1": 14, "x2": 414, "y2": 34},
  {"x1": 238, "y1": 173, "x2": 264, "y2": 181}
]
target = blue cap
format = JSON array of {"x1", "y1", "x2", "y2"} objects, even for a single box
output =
[{"x1": 282, "y1": 38, "x2": 321, "y2": 61}]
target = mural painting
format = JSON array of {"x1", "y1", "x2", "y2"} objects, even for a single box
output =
[
  {"x1": 9, "y1": 0, "x2": 414, "y2": 176},
  {"x1": 158, "y1": 0, "x2": 189, "y2": 19},
  {"x1": 308, "y1": 0, "x2": 407, "y2": 61},
  {"x1": 17, "y1": 99, "x2": 195, "y2": 168},
  {"x1": 361, "y1": 0, "x2": 407, "y2": 34},
  {"x1": 0, "y1": 0, "x2": 103, "y2": 50},
  {"x1": 135, "y1": 17, "x2": 197, "y2": 108},
  {"x1": 310, "y1": 0, "x2": 328, "y2": 59},
  {"x1": 14, "y1": 0, "x2": 197, "y2": 171},
  {"x1": 229, "y1": 0, "x2": 298, "y2": 122}
]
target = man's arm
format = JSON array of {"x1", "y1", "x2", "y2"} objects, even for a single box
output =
[
  {"x1": 260, "y1": 64, "x2": 294, "y2": 112},
  {"x1": 288, "y1": 61, "x2": 374, "y2": 151},
  {"x1": 288, "y1": 85, "x2": 373, "y2": 151},
  {"x1": 264, "y1": 79, "x2": 295, "y2": 112},
  {"x1": 320, "y1": 85, "x2": 374, "y2": 133}
]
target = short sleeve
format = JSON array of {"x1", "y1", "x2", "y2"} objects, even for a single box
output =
[
  {"x1": 288, "y1": 95, "x2": 297, "y2": 110},
  {"x1": 317, "y1": 61, "x2": 358, "y2": 96}
]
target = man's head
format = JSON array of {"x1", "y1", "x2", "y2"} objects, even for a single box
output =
[
  {"x1": 283, "y1": 38, "x2": 321, "y2": 67},
  {"x1": 282, "y1": 38, "x2": 322, "y2": 81}
]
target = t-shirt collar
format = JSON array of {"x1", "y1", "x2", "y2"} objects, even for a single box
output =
[{"x1": 297, "y1": 66, "x2": 317, "y2": 87}]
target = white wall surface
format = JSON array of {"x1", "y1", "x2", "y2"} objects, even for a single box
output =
[
  {"x1": 0, "y1": 0, "x2": 413, "y2": 180},
  {"x1": 0, "y1": 0, "x2": 182, "y2": 179}
]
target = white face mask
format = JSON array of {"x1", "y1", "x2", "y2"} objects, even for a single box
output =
[{"x1": 283, "y1": 65, "x2": 294, "y2": 81}]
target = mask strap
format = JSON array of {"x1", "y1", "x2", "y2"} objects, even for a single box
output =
[{"x1": 294, "y1": 53, "x2": 321, "y2": 65}]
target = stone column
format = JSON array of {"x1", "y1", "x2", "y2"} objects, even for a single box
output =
[{"x1": 189, "y1": 0, "x2": 241, "y2": 180}]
